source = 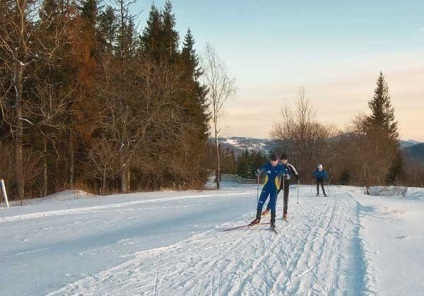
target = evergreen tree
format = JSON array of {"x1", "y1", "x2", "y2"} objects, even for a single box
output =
[
  {"x1": 235, "y1": 150, "x2": 266, "y2": 179},
  {"x1": 162, "y1": 0, "x2": 179, "y2": 58},
  {"x1": 364, "y1": 72, "x2": 403, "y2": 184},
  {"x1": 140, "y1": 4, "x2": 164, "y2": 59},
  {"x1": 386, "y1": 149, "x2": 405, "y2": 185},
  {"x1": 236, "y1": 149, "x2": 250, "y2": 178},
  {"x1": 178, "y1": 28, "x2": 210, "y2": 184},
  {"x1": 365, "y1": 72, "x2": 399, "y2": 144},
  {"x1": 181, "y1": 28, "x2": 209, "y2": 140},
  {"x1": 98, "y1": 6, "x2": 118, "y2": 54}
]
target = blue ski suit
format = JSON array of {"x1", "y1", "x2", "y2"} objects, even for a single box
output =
[
  {"x1": 256, "y1": 163, "x2": 288, "y2": 222},
  {"x1": 313, "y1": 169, "x2": 328, "y2": 196}
]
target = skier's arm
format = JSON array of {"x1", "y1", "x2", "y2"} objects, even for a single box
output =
[
  {"x1": 288, "y1": 163, "x2": 299, "y2": 176},
  {"x1": 255, "y1": 165, "x2": 266, "y2": 176},
  {"x1": 279, "y1": 165, "x2": 289, "y2": 178}
]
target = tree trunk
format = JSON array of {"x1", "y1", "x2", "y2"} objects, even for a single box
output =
[
  {"x1": 43, "y1": 137, "x2": 48, "y2": 196},
  {"x1": 15, "y1": 64, "x2": 25, "y2": 205},
  {"x1": 215, "y1": 131, "x2": 220, "y2": 190},
  {"x1": 69, "y1": 130, "x2": 74, "y2": 186},
  {"x1": 102, "y1": 168, "x2": 106, "y2": 195},
  {"x1": 120, "y1": 154, "x2": 127, "y2": 193}
]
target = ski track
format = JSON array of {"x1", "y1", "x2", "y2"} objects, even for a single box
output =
[{"x1": 47, "y1": 186, "x2": 369, "y2": 296}]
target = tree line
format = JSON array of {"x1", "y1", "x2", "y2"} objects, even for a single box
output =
[{"x1": 1, "y1": 0, "x2": 228, "y2": 202}]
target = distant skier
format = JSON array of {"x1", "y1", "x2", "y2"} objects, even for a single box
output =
[
  {"x1": 262, "y1": 154, "x2": 299, "y2": 221},
  {"x1": 313, "y1": 164, "x2": 328, "y2": 196},
  {"x1": 250, "y1": 153, "x2": 288, "y2": 229}
]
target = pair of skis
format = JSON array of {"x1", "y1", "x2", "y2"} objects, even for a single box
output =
[{"x1": 223, "y1": 222, "x2": 278, "y2": 233}]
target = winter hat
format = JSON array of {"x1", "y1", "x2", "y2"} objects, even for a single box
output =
[
  {"x1": 270, "y1": 153, "x2": 279, "y2": 161},
  {"x1": 280, "y1": 154, "x2": 288, "y2": 160},
  {"x1": 317, "y1": 164, "x2": 323, "y2": 169}
]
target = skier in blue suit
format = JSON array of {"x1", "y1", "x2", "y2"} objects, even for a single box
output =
[
  {"x1": 262, "y1": 154, "x2": 299, "y2": 220},
  {"x1": 250, "y1": 153, "x2": 288, "y2": 229},
  {"x1": 313, "y1": 164, "x2": 328, "y2": 196}
]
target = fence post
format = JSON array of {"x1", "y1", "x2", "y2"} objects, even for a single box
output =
[{"x1": 1, "y1": 179, "x2": 9, "y2": 208}]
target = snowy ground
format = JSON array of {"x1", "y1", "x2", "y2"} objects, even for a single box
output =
[{"x1": 1, "y1": 184, "x2": 423, "y2": 295}]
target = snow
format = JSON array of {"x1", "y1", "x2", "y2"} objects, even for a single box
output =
[{"x1": 1, "y1": 184, "x2": 423, "y2": 295}]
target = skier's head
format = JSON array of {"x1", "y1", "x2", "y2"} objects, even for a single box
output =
[
  {"x1": 280, "y1": 154, "x2": 288, "y2": 164},
  {"x1": 317, "y1": 164, "x2": 323, "y2": 170},
  {"x1": 269, "y1": 153, "x2": 279, "y2": 164}
]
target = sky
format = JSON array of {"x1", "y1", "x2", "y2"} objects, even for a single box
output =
[
  {"x1": 132, "y1": 1, "x2": 424, "y2": 141},
  {"x1": 1, "y1": 183, "x2": 423, "y2": 295}
]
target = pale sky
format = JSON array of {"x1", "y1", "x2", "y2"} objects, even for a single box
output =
[{"x1": 134, "y1": 0, "x2": 424, "y2": 141}]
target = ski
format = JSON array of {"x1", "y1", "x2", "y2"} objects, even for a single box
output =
[
  {"x1": 270, "y1": 227, "x2": 278, "y2": 234},
  {"x1": 223, "y1": 222, "x2": 270, "y2": 232},
  {"x1": 261, "y1": 210, "x2": 269, "y2": 216}
]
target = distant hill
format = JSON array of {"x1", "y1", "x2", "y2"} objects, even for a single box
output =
[
  {"x1": 215, "y1": 136, "x2": 422, "y2": 161},
  {"x1": 214, "y1": 137, "x2": 275, "y2": 158},
  {"x1": 404, "y1": 142, "x2": 424, "y2": 164},
  {"x1": 400, "y1": 139, "x2": 421, "y2": 149}
]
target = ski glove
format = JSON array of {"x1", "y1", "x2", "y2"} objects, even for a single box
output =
[{"x1": 255, "y1": 169, "x2": 261, "y2": 176}]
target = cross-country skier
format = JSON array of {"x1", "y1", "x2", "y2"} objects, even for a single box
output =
[
  {"x1": 313, "y1": 164, "x2": 328, "y2": 196},
  {"x1": 250, "y1": 153, "x2": 288, "y2": 229},
  {"x1": 262, "y1": 154, "x2": 299, "y2": 221}
]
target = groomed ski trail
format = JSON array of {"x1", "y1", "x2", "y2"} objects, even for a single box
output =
[{"x1": 48, "y1": 186, "x2": 371, "y2": 296}]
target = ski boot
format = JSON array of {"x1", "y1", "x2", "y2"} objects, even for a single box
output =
[{"x1": 249, "y1": 218, "x2": 260, "y2": 226}]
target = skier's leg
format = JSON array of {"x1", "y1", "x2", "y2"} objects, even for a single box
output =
[
  {"x1": 256, "y1": 190, "x2": 269, "y2": 218},
  {"x1": 262, "y1": 190, "x2": 273, "y2": 214},
  {"x1": 283, "y1": 184, "x2": 289, "y2": 217},
  {"x1": 269, "y1": 191, "x2": 277, "y2": 224},
  {"x1": 316, "y1": 181, "x2": 320, "y2": 195},
  {"x1": 250, "y1": 190, "x2": 268, "y2": 224},
  {"x1": 322, "y1": 183, "x2": 327, "y2": 196}
]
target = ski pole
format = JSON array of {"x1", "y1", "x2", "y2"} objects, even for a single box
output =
[
  {"x1": 310, "y1": 179, "x2": 314, "y2": 196},
  {"x1": 297, "y1": 181, "x2": 300, "y2": 204},
  {"x1": 256, "y1": 174, "x2": 260, "y2": 203},
  {"x1": 282, "y1": 178, "x2": 285, "y2": 216}
]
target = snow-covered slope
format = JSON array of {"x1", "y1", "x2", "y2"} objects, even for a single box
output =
[{"x1": 1, "y1": 184, "x2": 423, "y2": 295}]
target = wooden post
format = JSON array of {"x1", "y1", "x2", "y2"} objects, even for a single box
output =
[{"x1": 1, "y1": 179, "x2": 9, "y2": 207}]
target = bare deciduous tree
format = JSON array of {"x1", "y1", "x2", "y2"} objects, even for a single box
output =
[
  {"x1": 271, "y1": 87, "x2": 334, "y2": 181},
  {"x1": 87, "y1": 138, "x2": 120, "y2": 195},
  {"x1": 202, "y1": 44, "x2": 236, "y2": 189}
]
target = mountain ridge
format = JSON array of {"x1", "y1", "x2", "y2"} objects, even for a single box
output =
[{"x1": 216, "y1": 136, "x2": 423, "y2": 161}]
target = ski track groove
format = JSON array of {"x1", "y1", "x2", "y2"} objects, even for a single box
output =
[{"x1": 47, "y1": 186, "x2": 366, "y2": 296}]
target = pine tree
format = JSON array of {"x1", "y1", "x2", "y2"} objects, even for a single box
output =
[
  {"x1": 179, "y1": 28, "x2": 210, "y2": 185},
  {"x1": 386, "y1": 149, "x2": 405, "y2": 185},
  {"x1": 162, "y1": 0, "x2": 179, "y2": 58},
  {"x1": 364, "y1": 72, "x2": 403, "y2": 184},
  {"x1": 98, "y1": 6, "x2": 118, "y2": 54},
  {"x1": 365, "y1": 72, "x2": 399, "y2": 144},
  {"x1": 181, "y1": 28, "x2": 209, "y2": 139}
]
